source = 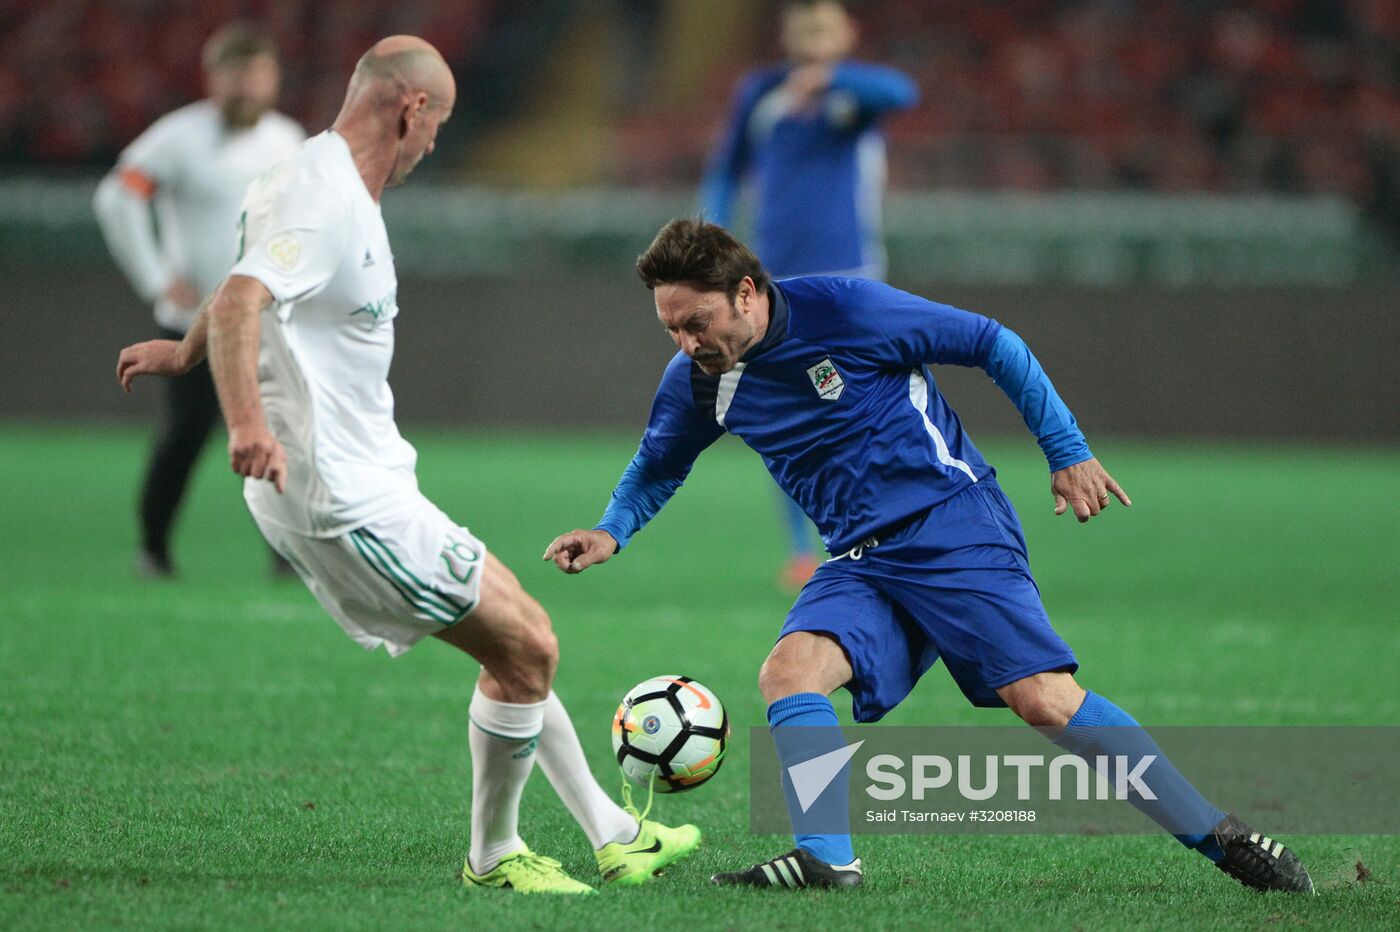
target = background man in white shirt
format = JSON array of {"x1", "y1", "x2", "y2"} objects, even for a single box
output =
[
  {"x1": 95, "y1": 23, "x2": 304, "y2": 578},
  {"x1": 114, "y1": 35, "x2": 700, "y2": 895}
]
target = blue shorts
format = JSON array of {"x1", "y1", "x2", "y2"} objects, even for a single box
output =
[{"x1": 781, "y1": 479, "x2": 1077, "y2": 722}]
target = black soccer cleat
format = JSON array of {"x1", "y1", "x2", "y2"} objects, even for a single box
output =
[
  {"x1": 1211, "y1": 814, "x2": 1315, "y2": 894},
  {"x1": 711, "y1": 847, "x2": 862, "y2": 889}
]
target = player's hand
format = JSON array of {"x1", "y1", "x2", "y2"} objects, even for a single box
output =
[
  {"x1": 543, "y1": 529, "x2": 618, "y2": 574},
  {"x1": 162, "y1": 278, "x2": 201, "y2": 310},
  {"x1": 228, "y1": 423, "x2": 287, "y2": 494},
  {"x1": 116, "y1": 339, "x2": 192, "y2": 391},
  {"x1": 1051, "y1": 457, "x2": 1130, "y2": 523}
]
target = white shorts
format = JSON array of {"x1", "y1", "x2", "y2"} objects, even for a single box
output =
[{"x1": 253, "y1": 494, "x2": 487, "y2": 657}]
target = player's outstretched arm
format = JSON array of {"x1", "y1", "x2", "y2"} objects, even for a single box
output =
[
  {"x1": 829, "y1": 62, "x2": 920, "y2": 113},
  {"x1": 1051, "y1": 457, "x2": 1131, "y2": 523},
  {"x1": 543, "y1": 529, "x2": 618, "y2": 574},
  {"x1": 550, "y1": 361, "x2": 718, "y2": 574},
  {"x1": 117, "y1": 338, "x2": 191, "y2": 391},
  {"x1": 977, "y1": 324, "x2": 1131, "y2": 522},
  {"x1": 116, "y1": 294, "x2": 215, "y2": 391}
]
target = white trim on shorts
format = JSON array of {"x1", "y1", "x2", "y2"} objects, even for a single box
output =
[
  {"x1": 254, "y1": 494, "x2": 486, "y2": 657},
  {"x1": 347, "y1": 526, "x2": 474, "y2": 624}
]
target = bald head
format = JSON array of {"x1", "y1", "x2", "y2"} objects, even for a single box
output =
[
  {"x1": 334, "y1": 35, "x2": 457, "y2": 194},
  {"x1": 350, "y1": 35, "x2": 455, "y2": 110}
]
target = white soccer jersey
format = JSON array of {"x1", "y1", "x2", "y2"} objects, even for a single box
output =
[
  {"x1": 97, "y1": 101, "x2": 304, "y2": 331},
  {"x1": 230, "y1": 130, "x2": 419, "y2": 538}
]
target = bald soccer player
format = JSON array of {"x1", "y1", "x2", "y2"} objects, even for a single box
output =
[
  {"x1": 116, "y1": 37, "x2": 699, "y2": 895},
  {"x1": 95, "y1": 23, "x2": 305, "y2": 578}
]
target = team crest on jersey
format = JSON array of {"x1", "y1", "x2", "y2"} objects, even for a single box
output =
[
  {"x1": 806, "y1": 358, "x2": 845, "y2": 401},
  {"x1": 266, "y1": 232, "x2": 302, "y2": 271}
]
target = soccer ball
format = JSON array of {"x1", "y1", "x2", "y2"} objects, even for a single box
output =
[{"x1": 612, "y1": 675, "x2": 729, "y2": 793}]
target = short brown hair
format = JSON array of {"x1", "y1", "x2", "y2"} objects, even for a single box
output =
[
  {"x1": 202, "y1": 22, "x2": 277, "y2": 71},
  {"x1": 635, "y1": 219, "x2": 770, "y2": 300}
]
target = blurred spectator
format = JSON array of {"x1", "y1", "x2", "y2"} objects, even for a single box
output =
[
  {"x1": 0, "y1": 0, "x2": 493, "y2": 165},
  {"x1": 619, "y1": 0, "x2": 1400, "y2": 236},
  {"x1": 698, "y1": 0, "x2": 918, "y2": 588},
  {"x1": 2, "y1": 0, "x2": 1398, "y2": 236},
  {"x1": 92, "y1": 22, "x2": 304, "y2": 579}
]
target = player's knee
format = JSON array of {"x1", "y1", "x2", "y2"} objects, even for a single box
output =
[
  {"x1": 1011, "y1": 694, "x2": 1071, "y2": 729},
  {"x1": 1002, "y1": 675, "x2": 1082, "y2": 729},
  {"x1": 493, "y1": 648, "x2": 552, "y2": 703},
  {"x1": 528, "y1": 624, "x2": 559, "y2": 683},
  {"x1": 757, "y1": 657, "x2": 782, "y2": 702},
  {"x1": 759, "y1": 633, "x2": 851, "y2": 704},
  {"x1": 517, "y1": 602, "x2": 558, "y2": 691},
  {"x1": 758, "y1": 652, "x2": 803, "y2": 704},
  {"x1": 481, "y1": 600, "x2": 557, "y2": 700}
]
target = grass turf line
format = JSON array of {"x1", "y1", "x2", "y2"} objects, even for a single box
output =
[{"x1": 1, "y1": 425, "x2": 1397, "y2": 930}]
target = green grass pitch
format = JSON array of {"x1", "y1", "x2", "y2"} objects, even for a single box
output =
[{"x1": 2, "y1": 425, "x2": 1398, "y2": 929}]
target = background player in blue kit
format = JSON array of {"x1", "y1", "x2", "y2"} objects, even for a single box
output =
[
  {"x1": 700, "y1": 0, "x2": 918, "y2": 588},
  {"x1": 545, "y1": 219, "x2": 1315, "y2": 895}
]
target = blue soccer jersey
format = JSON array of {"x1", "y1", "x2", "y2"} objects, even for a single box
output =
[
  {"x1": 701, "y1": 63, "x2": 918, "y2": 278},
  {"x1": 597, "y1": 276, "x2": 1093, "y2": 555},
  {"x1": 591, "y1": 277, "x2": 1235, "y2": 863}
]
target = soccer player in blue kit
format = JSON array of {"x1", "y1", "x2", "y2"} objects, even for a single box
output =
[
  {"x1": 700, "y1": 0, "x2": 918, "y2": 587},
  {"x1": 545, "y1": 219, "x2": 1314, "y2": 894}
]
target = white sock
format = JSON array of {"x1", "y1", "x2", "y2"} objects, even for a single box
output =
[
  {"x1": 536, "y1": 691, "x2": 639, "y2": 849},
  {"x1": 467, "y1": 684, "x2": 545, "y2": 874}
]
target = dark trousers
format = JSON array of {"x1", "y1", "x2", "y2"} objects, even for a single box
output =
[{"x1": 138, "y1": 327, "x2": 220, "y2": 559}]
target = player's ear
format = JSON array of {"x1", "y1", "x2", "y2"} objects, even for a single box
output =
[
  {"x1": 397, "y1": 93, "x2": 425, "y2": 140},
  {"x1": 738, "y1": 276, "x2": 757, "y2": 307}
]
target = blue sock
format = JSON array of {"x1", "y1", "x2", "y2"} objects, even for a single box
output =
[
  {"x1": 1053, "y1": 691, "x2": 1227, "y2": 861},
  {"x1": 778, "y1": 490, "x2": 815, "y2": 557},
  {"x1": 768, "y1": 693, "x2": 855, "y2": 866}
]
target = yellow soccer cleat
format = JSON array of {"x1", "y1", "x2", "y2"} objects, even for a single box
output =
[
  {"x1": 462, "y1": 847, "x2": 596, "y2": 894},
  {"x1": 596, "y1": 818, "x2": 702, "y2": 887}
]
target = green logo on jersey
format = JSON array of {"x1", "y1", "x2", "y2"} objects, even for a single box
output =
[{"x1": 351, "y1": 290, "x2": 398, "y2": 325}]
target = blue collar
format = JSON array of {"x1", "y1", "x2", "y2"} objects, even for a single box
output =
[{"x1": 741, "y1": 283, "x2": 790, "y2": 363}]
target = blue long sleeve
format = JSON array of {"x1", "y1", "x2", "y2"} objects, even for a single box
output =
[
  {"x1": 829, "y1": 62, "x2": 919, "y2": 113},
  {"x1": 985, "y1": 327, "x2": 1093, "y2": 472},
  {"x1": 594, "y1": 452, "x2": 685, "y2": 551},
  {"x1": 700, "y1": 73, "x2": 771, "y2": 228}
]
